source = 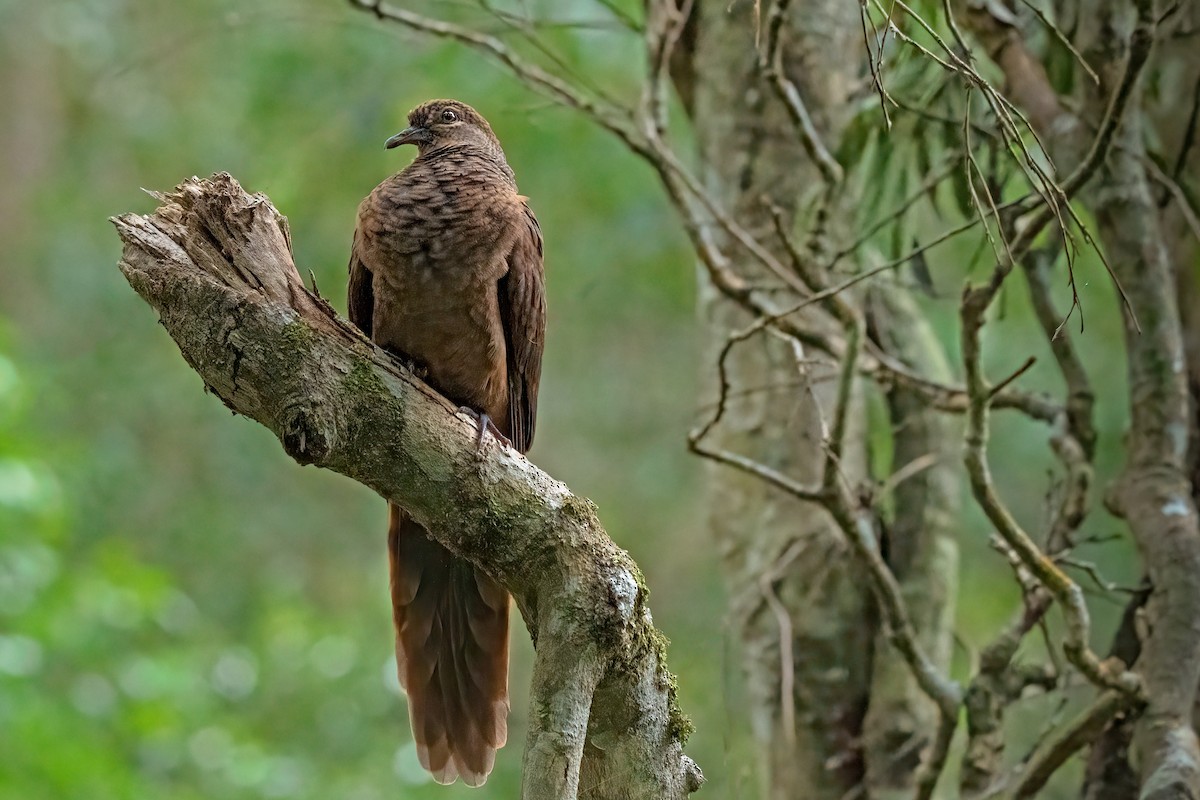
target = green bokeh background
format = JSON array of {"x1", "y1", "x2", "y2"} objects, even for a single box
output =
[{"x1": 0, "y1": 1, "x2": 1142, "y2": 797}]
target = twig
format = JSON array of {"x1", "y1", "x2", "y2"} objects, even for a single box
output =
[
  {"x1": 827, "y1": 498, "x2": 963, "y2": 717},
  {"x1": 875, "y1": 452, "x2": 939, "y2": 502},
  {"x1": 953, "y1": 10, "x2": 1157, "y2": 693},
  {"x1": 1013, "y1": 0, "x2": 1099, "y2": 84},
  {"x1": 642, "y1": 0, "x2": 693, "y2": 138},
  {"x1": 592, "y1": 0, "x2": 643, "y2": 31},
  {"x1": 869, "y1": 341, "x2": 1061, "y2": 423},
  {"x1": 1145, "y1": 155, "x2": 1200, "y2": 247},
  {"x1": 692, "y1": 353, "x2": 962, "y2": 745},
  {"x1": 1170, "y1": 71, "x2": 1200, "y2": 183},
  {"x1": 691, "y1": 314, "x2": 964, "y2": 746},
  {"x1": 987, "y1": 356, "x2": 1036, "y2": 401},
  {"x1": 1007, "y1": 690, "x2": 1140, "y2": 798},
  {"x1": 859, "y1": 0, "x2": 895, "y2": 128},
  {"x1": 960, "y1": 537, "x2": 1055, "y2": 794},
  {"x1": 826, "y1": 321, "x2": 863, "y2": 489},
  {"x1": 765, "y1": 201, "x2": 856, "y2": 325},
  {"x1": 914, "y1": 710, "x2": 957, "y2": 800},
  {"x1": 1022, "y1": 238, "x2": 1096, "y2": 457},
  {"x1": 643, "y1": 133, "x2": 812, "y2": 295},
  {"x1": 687, "y1": 439, "x2": 827, "y2": 503},
  {"x1": 760, "y1": 0, "x2": 844, "y2": 185},
  {"x1": 759, "y1": 540, "x2": 807, "y2": 749},
  {"x1": 888, "y1": 0, "x2": 1064, "y2": 216},
  {"x1": 474, "y1": 0, "x2": 627, "y2": 105},
  {"x1": 960, "y1": 286, "x2": 1141, "y2": 699},
  {"x1": 962, "y1": 93, "x2": 1016, "y2": 269},
  {"x1": 350, "y1": 0, "x2": 645, "y2": 151},
  {"x1": 1009, "y1": 0, "x2": 1157, "y2": 328},
  {"x1": 1058, "y1": 556, "x2": 1141, "y2": 596},
  {"x1": 829, "y1": 155, "x2": 964, "y2": 264}
]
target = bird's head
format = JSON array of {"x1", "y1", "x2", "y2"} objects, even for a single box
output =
[{"x1": 385, "y1": 99, "x2": 503, "y2": 157}]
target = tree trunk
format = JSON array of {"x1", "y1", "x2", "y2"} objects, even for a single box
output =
[
  {"x1": 689, "y1": 2, "x2": 868, "y2": 795},
  {"x1": 686, "y1": 2, "x2": 956, "y2": 795}
]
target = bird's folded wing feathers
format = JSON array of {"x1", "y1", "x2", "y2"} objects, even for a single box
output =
[
  {"x1": 498, "y1": 202, "x2": 546, "y2": 455},
  {"x1": 347, "y1": 230, "x2": 375, "y2": 337}
]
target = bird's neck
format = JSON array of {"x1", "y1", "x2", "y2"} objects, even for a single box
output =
[{"x1": 419, "y1": 143, "x2": 516, "y2": 186}]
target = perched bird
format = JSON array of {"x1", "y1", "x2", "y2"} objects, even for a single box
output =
[{"x1": 347, "y1": 99, "x2": 546, "y2": 787}]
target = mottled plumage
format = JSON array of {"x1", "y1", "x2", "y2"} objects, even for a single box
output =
[{"x1": 347, "y1": 99, "x2": 546, "y2": 787}]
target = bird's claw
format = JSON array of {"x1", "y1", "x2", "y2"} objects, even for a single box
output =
[
  {"x1": 403, "y1": 358, "x2": 429, "y2": 380},
  {"x1": 458, "y1": 407, "x2": 511, "y2": 453}
]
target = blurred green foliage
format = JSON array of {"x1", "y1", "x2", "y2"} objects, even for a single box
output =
[
  {"x1": 0, "y1": 1, "x2": 712, "y2": 796},
  {"x1": 0, "y1": 0, "x2": 1143, "y2": 798}
]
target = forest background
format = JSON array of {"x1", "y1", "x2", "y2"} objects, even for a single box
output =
[{"x1": 0, "y1": 0, "x2": 1157, "y2": 797}]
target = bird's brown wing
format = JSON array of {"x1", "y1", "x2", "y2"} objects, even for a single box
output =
[
  {"x1": 498, "y1": 201, "x2": 546, "y2": 454},
  {"x1": 347, "y1": 231, "x2": 375, "y2": 337}
]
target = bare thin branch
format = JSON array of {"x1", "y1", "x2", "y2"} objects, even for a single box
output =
[
  {"x1": 760, "y1": 0, "x2": 844, "y2": 185},
  {"x1": 1008, "y1": 690, "x2": 1139, "y2": 799}
]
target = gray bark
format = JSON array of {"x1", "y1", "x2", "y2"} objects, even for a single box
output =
[
  {"x1": 111, "y1": 173, "x2": 703, "y2": 800},
  {"x1": 1070, "y1": 7, "x2": 1200, "y2": 796},
  {"x1": 679, "y1": 0, "x2": 964, "y2": 794},
  {"x1": 689, "y1": 2, "x2": 872, "y2": 796},
  {"x1": 964, "y1": 1, "x2": 1200, "y2": 795},
  {"x1": 863, "y1": 288, "x2": 960, "y2": 798},
  {"x1": 1094, "y1": 116, "x2": 1200, "y2": 800}
]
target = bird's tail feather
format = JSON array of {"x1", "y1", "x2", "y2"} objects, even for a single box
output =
[{"x1": 387, "y1": 503, "x2": 510, "y2": 787}]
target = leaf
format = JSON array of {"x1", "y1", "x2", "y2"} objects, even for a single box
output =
[
  {"x1": 837, "y1": 110, "x2": 879, "y2": 173},
  {"x1": 950, "y1": 166, "x2": 976, "y2": 221},
  {"x1": 908, "y1": 240, "x2": 936, "y2": 297}
]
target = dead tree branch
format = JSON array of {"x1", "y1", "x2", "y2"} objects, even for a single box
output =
[{"x1": 111, "y1": 173, "x2": 703, "y2": 800}]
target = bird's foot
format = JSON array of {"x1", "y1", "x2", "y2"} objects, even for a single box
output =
[
  {"x1": 457, "y1": 407, "x2": 512, "y2": 453},
  {"x1": 402, "y1": 358, "x2": 429, "y2": 381}
]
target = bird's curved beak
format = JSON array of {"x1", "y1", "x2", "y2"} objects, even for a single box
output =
[{"x1": 385, "y1": 126, "x2": 431, "y2": 149}]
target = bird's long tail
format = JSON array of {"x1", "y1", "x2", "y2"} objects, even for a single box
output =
[{"x1": 387, "y1": 502, "x2": 510, "y2": 787}]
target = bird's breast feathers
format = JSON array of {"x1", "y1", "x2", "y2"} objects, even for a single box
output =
[{"x1": 359, "y1": 166, "x2": 522, "y2": 282}]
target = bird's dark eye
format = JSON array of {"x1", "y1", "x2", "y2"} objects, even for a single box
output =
[{"x1": 441, "y1": 109, "x2": 457, "y2": 123}]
